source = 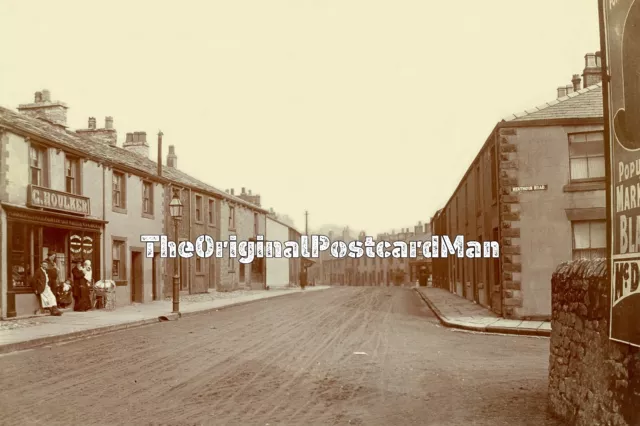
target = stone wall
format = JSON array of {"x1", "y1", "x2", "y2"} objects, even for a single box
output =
[{"x1": 548, "y1": 258, "x2": 640, "y2": 426}]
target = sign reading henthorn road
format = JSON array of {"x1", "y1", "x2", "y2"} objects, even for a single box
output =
[{"x1": 605, "y1": 0, "x2": 640, "y2": 347}]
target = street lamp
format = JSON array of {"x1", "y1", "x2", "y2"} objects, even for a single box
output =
[{"x1": 169, "y1": 189, "x2": 183, "y2": 314}]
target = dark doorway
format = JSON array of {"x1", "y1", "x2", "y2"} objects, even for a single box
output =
[
  {"x1": 131, "y1": 251, "x2": 143, "y2": 303},
  {"x1": 180, "y1": 257, "x2": 189, "y2": 291},
  {"x1": 152, "y1": 253, "x2": 159, "y2": 301},
  {"x1": 209, "y1": 257, "x2": 216, "y2": 289}
]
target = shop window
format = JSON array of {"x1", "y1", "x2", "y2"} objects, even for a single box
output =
[
  {"x1": 195, "y1": 195, "x2": 203, "y2": 223},
  {"x1": 112, "y1": 239, "x2": 126, "y2": 281},
  {"x1": 112, "y1": 171, "x2": 127, "y2": 211},
  {"x1": 29, "y1": 144, "x2": 48, "y2": 187},
  {"x1": 142, "y1": 181, "x2": 153, "y2": 216},
  {"x1": 572, "y1": 220, "x2": 606, "y2": 260},
  {"x1": 208, "y1": 199, "x2": 215, "y2": 225},
  {"x1": 65, "y1": 155, "x2": 81, "y2": 194},
  {"x1": 569, "y1": 132, "x2": 605, "y2": 182}
]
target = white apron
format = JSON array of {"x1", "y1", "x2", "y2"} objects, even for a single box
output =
[{"x1": 40, "y1": 285, "x2": 57, "y2": 308}]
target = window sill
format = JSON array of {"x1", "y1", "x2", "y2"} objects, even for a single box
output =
[
  {"x1": 195, "y1": 272, "x2": 205, "y2": 276},
  {"x1": 208, "y1": 223, "x2": 216, "y2": 228},
  {"x1": 563, "y1": 180, "x2": 606, "y2": 192},
  {"x1": 142, "y1": 213, "x2": 155, "y2": 220},
  {"x1": 114, "y1": 280, "x2": 128, "y2": 287},
  {"x1": 194, "y1": 220, "x2": 204, "y2": 225},
  {"x1": 112, "y1": 206, "x2": 127, "y2": 215},
  {"x1": 229, "y1": 228, "x2": 237, "y2": 233}
]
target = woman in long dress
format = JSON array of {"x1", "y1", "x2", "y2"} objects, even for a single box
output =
[{"x1": 72, "y1": 260, "x2": 92, "y2": 311}]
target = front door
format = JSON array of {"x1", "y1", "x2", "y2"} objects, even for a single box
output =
[
  {"x1": 131, "y1": 251, "x2": 143, "y2": 303},
  {"x1": 152, "y1": 253, "x2": 159, "y2": 301}
]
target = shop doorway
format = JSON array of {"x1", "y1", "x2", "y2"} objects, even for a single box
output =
[{"x1": 131, "y1": 250, "x2": 144, "y2": 303}]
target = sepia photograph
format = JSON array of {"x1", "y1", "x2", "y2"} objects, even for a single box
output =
[{"x1": 0, "y1": 0, "x2": 637, "y2": 425}]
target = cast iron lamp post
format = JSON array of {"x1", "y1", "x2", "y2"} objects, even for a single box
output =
[{"x1": 169, "y1": 189, "x2": 183, "y2": 314}]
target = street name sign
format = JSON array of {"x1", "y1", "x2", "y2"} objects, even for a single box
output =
[{"x1": 511, "y1": 185, "x2": 547, "y2": 192}]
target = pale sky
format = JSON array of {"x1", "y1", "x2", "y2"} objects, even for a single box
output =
[{"x1": 0, "y1": 0, "x2": 600, "y2": 235}]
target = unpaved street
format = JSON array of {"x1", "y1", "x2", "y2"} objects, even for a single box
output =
[{"x1": 0, "y1": 287, "x2": 559, "y2": 426}]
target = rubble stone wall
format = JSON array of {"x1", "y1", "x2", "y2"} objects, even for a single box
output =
[{"x1": 548, "y1": 258, "x2": 640, "y2": 426}]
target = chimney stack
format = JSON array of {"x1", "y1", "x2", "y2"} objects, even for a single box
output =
[
  {"x1": 248, "y1": 190, "x2": 252, "y2": 195},
  {"x1": 582, "y1": 52, "x2": 602, "y2": 87},
  {"x1": 157, "y1": 131, "x2": 163, "y2": 177},
  {"x1": 230, "y1": 189, "x2": 235, "y2": 195},
  {"x1": 557, "y1": 86, "x2": 568, "y2": 98},
  {"x1": 572, "y1": 74, "x2": 582, "y2": 92},
  {"x1": 167, "y1": 145, "x2": 177, "y2": 168},
  {"x1": 76, "y1": 116, "x2": 117, "y2": 146},
  {"x1": 566, "y1": 84, "x2": 574, "y2": 95},
  {"x1": 241, "y1": 187, "x2": 246, "y2": 195},
  {"x1": 122, "y1": 131, "x2": 150, "y2": 158},
  {"x1": 17, "y1": 89, "x2": 68, "y2": 129}
]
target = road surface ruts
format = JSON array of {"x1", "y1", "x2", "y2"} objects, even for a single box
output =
[{"x1": 0, "y1": 287, "x2": 560, "y2": 426}]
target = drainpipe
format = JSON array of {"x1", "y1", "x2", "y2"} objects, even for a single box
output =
[
  {"x1": 188, "y1": 187, "x2": 192, "y2": 294},
  {"x1": 102, "y1": 163, "x2": 106, "y2": 279}
]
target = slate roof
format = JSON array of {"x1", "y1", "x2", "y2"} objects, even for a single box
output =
[
  {"x1": 0, "y1": 105, "x2": 267, "y2": 213},
  {"x1": 501, "y1": 82, "x2": 603, "y2": 123}
]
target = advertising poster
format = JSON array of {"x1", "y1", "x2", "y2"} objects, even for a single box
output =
[{"x1": 606, "y1": 0, "x2": 640, "y2": 347}]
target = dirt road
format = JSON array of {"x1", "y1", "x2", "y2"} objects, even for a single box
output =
[{"x1": 0, "y1": 287, "x2": 559, "y2": 426}]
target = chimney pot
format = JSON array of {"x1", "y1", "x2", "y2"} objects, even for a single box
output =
[
  {"x1": 566, "y1": 84, "x2": 574, "y2": 94},
  {"x1": 126, "y1": 133, "x2": 134, "y2": 143},
  {"x1": 585, "y1": 53, "x2": 597, "y2": 69},
  {"x1": 166, "y1": 144, "x2": 177, "y2": 168},
  {"x1": 41, "y1": 90, "x2": 51, "y2": 102},
  {"x1": 230, "y1": 189, "x2": 235, "y2": 195},
  {"x1": 557, "y1": 86, "x2": 568, "y2": 98},
  {"x1": 105, "y1": 116, "x2": 114, "y2": 129},
  {"x1": 572, "y1": 74, "x2": 581, "y2": 92},
  {"x1": 34, "y1": 91, "x2": 43, "y2": 103},
  {"x1": 88, "y1": 117, "x2": 97, "y2": 129},
  {"x1": 241, "y1": 187, "x2": 246, "y2": 195},
  {"x1": 248, "y1": 189, "x2": 252, "y2": 195}
]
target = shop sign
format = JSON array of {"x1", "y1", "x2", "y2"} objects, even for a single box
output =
[{"x1": 27, "y1": 185, "x2": 91, "y2": 216}]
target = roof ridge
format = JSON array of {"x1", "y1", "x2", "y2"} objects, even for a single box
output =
[{"x1": 501, "y1": 82, "x2": 603, "y2": 122}]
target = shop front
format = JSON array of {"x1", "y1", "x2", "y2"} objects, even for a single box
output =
[{"x1": 3, "y1": 185, "x2": 106, "y2": 318}]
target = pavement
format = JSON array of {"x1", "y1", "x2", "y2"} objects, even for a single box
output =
[
  {"x1": 0, "y1": 286, "x2": 559, "y2": 426},
  {"x1": 0, "y1": 285, "x2": 330, "y2": 355},
  {"x1": 415, "y1": 286, "x2": 552, "y2": 337}
]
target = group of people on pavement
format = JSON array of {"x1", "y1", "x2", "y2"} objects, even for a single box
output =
[{"x1": 30, "y1": 252, "x2": 94, "y2": 316}]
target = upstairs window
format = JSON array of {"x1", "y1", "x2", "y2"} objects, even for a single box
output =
[
  {"x1": 29, "y1": 145, "x2": 47, "y2": 187},
  {"x1": 569, "y1": 131, "x2": 605, "y2": 181}
]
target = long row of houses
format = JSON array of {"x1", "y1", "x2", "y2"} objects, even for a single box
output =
[
  {"x1": 310, "y1": 50, "x2": 606, "y2": 322},
  {"x1": 0, "y1": 89, "x2": 307, "y2": 319},
  {"x1": 430, "y1": 51, "x2": 605, "y2": 320}
]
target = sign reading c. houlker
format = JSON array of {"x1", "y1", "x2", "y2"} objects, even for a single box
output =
[
  {"x1": 605, "y1": 0, "x2": 640, "y2": 347},
  {"x1": 27, "y1": 184, "x2": 91, "y2": 215}
]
